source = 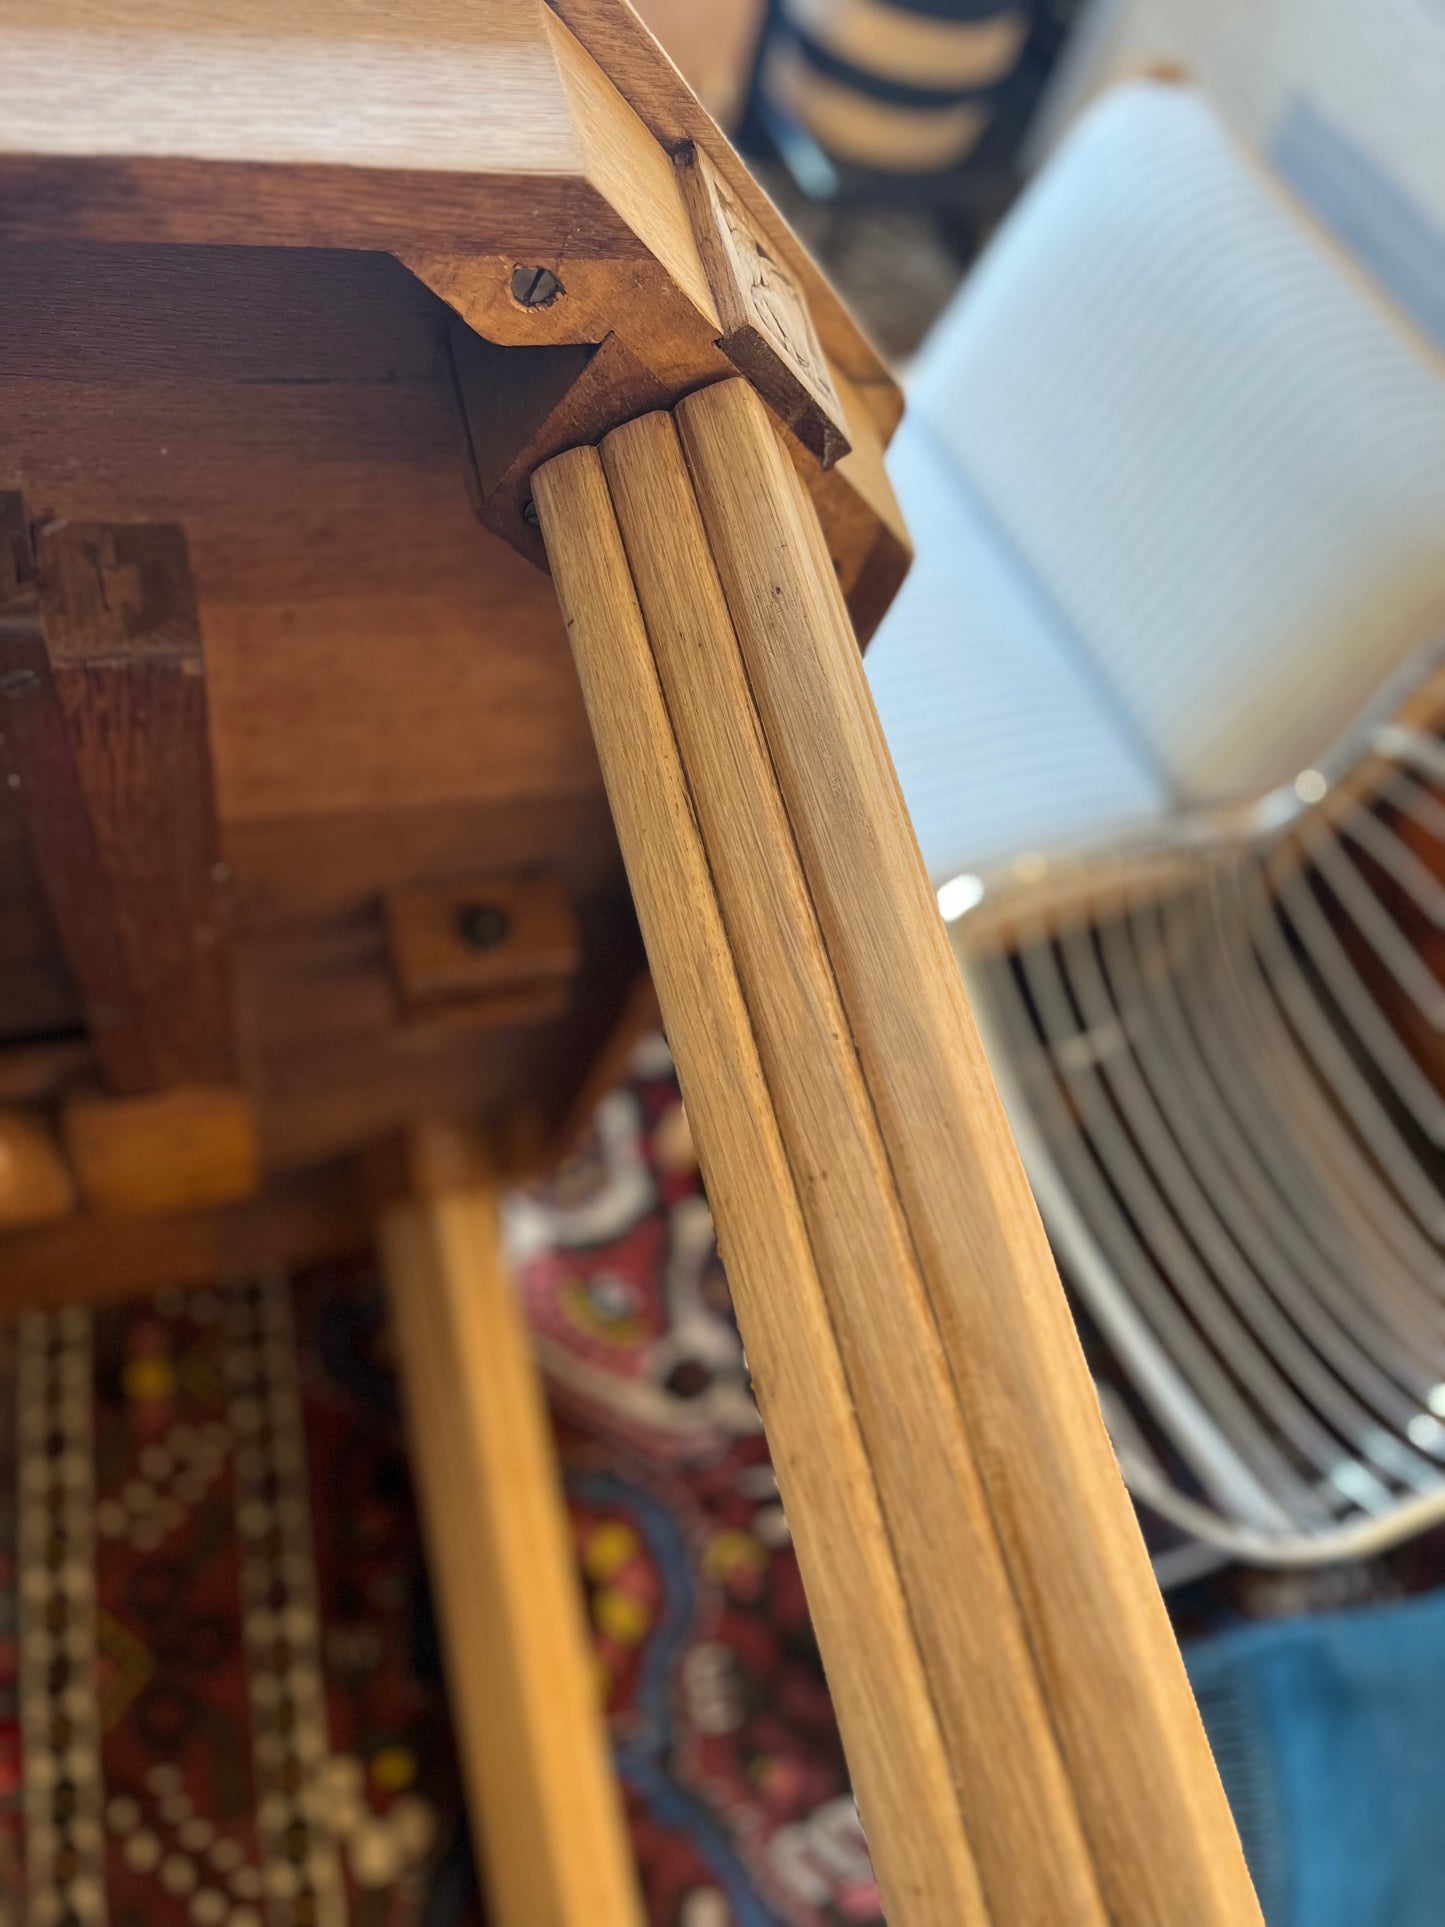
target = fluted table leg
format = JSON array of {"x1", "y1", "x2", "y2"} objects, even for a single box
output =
[{"x1": 534, "y1": 378, "x2": 1259, "y2": 1927}]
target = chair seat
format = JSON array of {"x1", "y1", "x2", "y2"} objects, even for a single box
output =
[{"x1": 866, "y1": 415, "x2": 1168, "y2": 883}]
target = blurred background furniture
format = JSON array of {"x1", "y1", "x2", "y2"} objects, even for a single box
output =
[
  {"x1": 961, "y1": 696, "x2": 1445, "y2": 1567},
  {"x1": 1035, "y1": 0, "x2": 1445, "y2": 353},
  {"x1": 866, "y1": 78, "x2": 1445, "y2": 1565},
  {"x1": 743, "y1": 0, "x2": 1079, "y2": 246}
]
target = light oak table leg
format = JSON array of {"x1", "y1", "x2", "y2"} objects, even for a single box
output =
[
  {"x1": 534, "y1": 378, "x2": 1261, "y2": 1926},
  {"x1": 380, "y1": 1124, "x2": 643, "y2": 1927}
]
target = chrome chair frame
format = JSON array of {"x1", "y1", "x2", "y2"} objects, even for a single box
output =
[{"x1": 951, "y1": 662, "x2": 1445, "y2": 1567}]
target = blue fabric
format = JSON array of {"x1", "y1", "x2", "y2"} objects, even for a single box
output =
[{"x1": 1186, "y1": 1591, "x2": 1445, "y2": 1926}]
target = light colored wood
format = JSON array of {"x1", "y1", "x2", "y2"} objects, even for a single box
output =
[
  {"x1": 0, "y1": 0, "x2": 908, "y2": 621},
  {"x1": 547, "y1": 0, "x2": 902, "y2": 430},
  {"x1": 677, "y1": 145, "x2": 851, "y2": 468},
  {"x1": 548, "y1": 10, "x2": 718, "y2": 347},
  {"x1": 802, "y1": 362, "x2": 913, "y2": 645},
  {"x1": 0, "y1": 1108, "x2": 75, "y2": 1227},
  {"x1": 597, "y1": 410, "x2": 1105, "y2": 1921},
  {"x1": 29, "y1": 515, "x2": 234, "y2": 1092},
  {"x1": 673, "y1": 377, "x2": 1261, "y2": 1924},
  {"x1": 400, "y1": 12, "x2": 724, "y2": 394},
  {"x1": 0, "y1": 0, "x2": 610, "y2": 256},
  {"x1": 532, "y1": 443, "x2": 988, "y2": 1924},
  {"x1": 0, "y1": 0, "x2": 578, "y2": 174},
  {"x1": 63, "y1": 1083, "x2": 259, "y2": 1215},
  {"x1": 380, "y1": 1123, "x2": 643, "y2": 1927}
]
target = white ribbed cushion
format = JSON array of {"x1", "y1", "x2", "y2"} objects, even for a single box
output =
[
  {"x1": 866, "y1": 416, "x2": 1166, "y2": 881},
  {"x1": 908, "y1": 81, "x2": 1445, "y2": 804}
]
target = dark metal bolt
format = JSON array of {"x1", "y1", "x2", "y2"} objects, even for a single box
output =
[
  {"x1": 0, "y1": 667, "x2": 38, "y2": 699},
  {"x1": 455, "y1": 903, "x2": 510, "y2": 951},
  {"x1": 521, "y1": 499, "x2": 540, "y2": 529},
  {"x1": 510, "y1": 264, "x2": 563, "y2": 308}
]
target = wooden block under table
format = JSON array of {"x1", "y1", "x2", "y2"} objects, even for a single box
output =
[
  {"x1": 63, "y1": 1084, "x2": 259, "y2": 1216},
  {"x1": 0, "y1": 1108, "x2": 75, "y2": 1228},
  {"x1": 385, "y1": 874, "x2": 580, "y2": 1018}
]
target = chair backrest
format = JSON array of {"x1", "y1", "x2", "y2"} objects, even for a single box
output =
[{"x1": 908, "y1": 80, "x2": 1445, "y2": 806}]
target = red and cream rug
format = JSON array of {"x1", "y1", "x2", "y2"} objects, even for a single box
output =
[{"x1": 0, "y1": 1034, "x2": 881, "y2": 1927}]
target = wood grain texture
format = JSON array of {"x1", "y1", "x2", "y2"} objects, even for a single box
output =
[
  {"x1": 547, "y1": 9, "x2": 718, "y2": 344},
  {"x1": 0, "y1": 1108, "x2": 75, "y2": 1227},
  {"x1": 0, "y1": 1, "x2": 905, "y2": 623},
  {"x1": 630, "y1": 0, "x2": 764, "y2": 123},
  {"x1": 0, "y1": 512, "x2": 232, "y2": 1092},
  {"x1": 399, "y1": 11, "x2": 724, "y2": 398},
  {"x1": 677, "y1": 145, "x2": 850, "y2": 469},
  {"x1": 0, "y1": 0, "x2": 626, "y2": 265},
  {"x1": 35, "y1": 520, "x2": 233, "y2": 1091},
  {"x1": 63, "y1": 1083, "x2": 259, "y2": 1216},
  {"x1": 0, "y1": 0, "x2": 897, "y2": 436},
  {"x1": 674, "y1": 378, "x2": 1260, "y2": 1925},
  {"x1": 533, "y1": 442, "x2": 987, "y2": 1925},
  {"x1": 545, "y1": 0, "x2": 901, "y2": 429},
  {"x1": 598, "y1": 410, "x2": 1104, "y2": 1922},
  {"x1": 381, "y1": 1125, "x2": 643, "y2": 1927},
  {"x1": 448, "y1": 324, "x2": 675, "y2": 571},
  {"x1": 803, "y1": 364, "x2": 913, "y2": 647},
  {"x1": 0, "y1": 0, "x2": 580, "y2": 172}
]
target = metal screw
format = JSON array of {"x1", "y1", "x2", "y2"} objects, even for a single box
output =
[
  {"x1": 521, "y1": 499, "x2": 540, "y2": 529},
  {"x1": 511, "y1": 264, "x2": 563, "y2": 309},
  {"x1": 455, "y1": 903, "x2": 510, "y2": 951},
  {"x1": 0, "y1": 667, "x2": 38, "y2": 699}
]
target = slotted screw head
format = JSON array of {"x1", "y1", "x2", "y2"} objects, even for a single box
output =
[{"x1": 510, "y1": 265, "x2": 563, "y2": 308}]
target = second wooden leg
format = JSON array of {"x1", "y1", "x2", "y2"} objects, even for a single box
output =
[{"x1": 381, "y1": 1123, "x2": 643, "y2": 1927}]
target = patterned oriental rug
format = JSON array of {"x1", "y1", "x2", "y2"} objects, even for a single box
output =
[{"x1": 0, "y1": 1033, "x2": 882, "y2": 1927}]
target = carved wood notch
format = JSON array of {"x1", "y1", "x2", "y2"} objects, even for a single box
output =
[{"x1": 677, "y1": 144, "x2": 852, "y2": 469}]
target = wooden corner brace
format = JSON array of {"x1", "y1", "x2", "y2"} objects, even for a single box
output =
[{"x1": 409, "y1": 11, "x2": 909, "y2": 642}]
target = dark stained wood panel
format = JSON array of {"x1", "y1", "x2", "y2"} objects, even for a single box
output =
[
  {"x1": 0, "y1": 515, "x2": 234, "y2": 1091},
  {"x1": 0, "y1": 794, "x2": 82, "y2": 1040},
  {"x1": 0, "y1": 607, "x2": 156, "y2": 1087},
  {"x1": 0, "y1": 240, "x2": 632, "y2": 1167},
  {"x1": 0, "y1": 243, "x2": 451, "y2": 384}
]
